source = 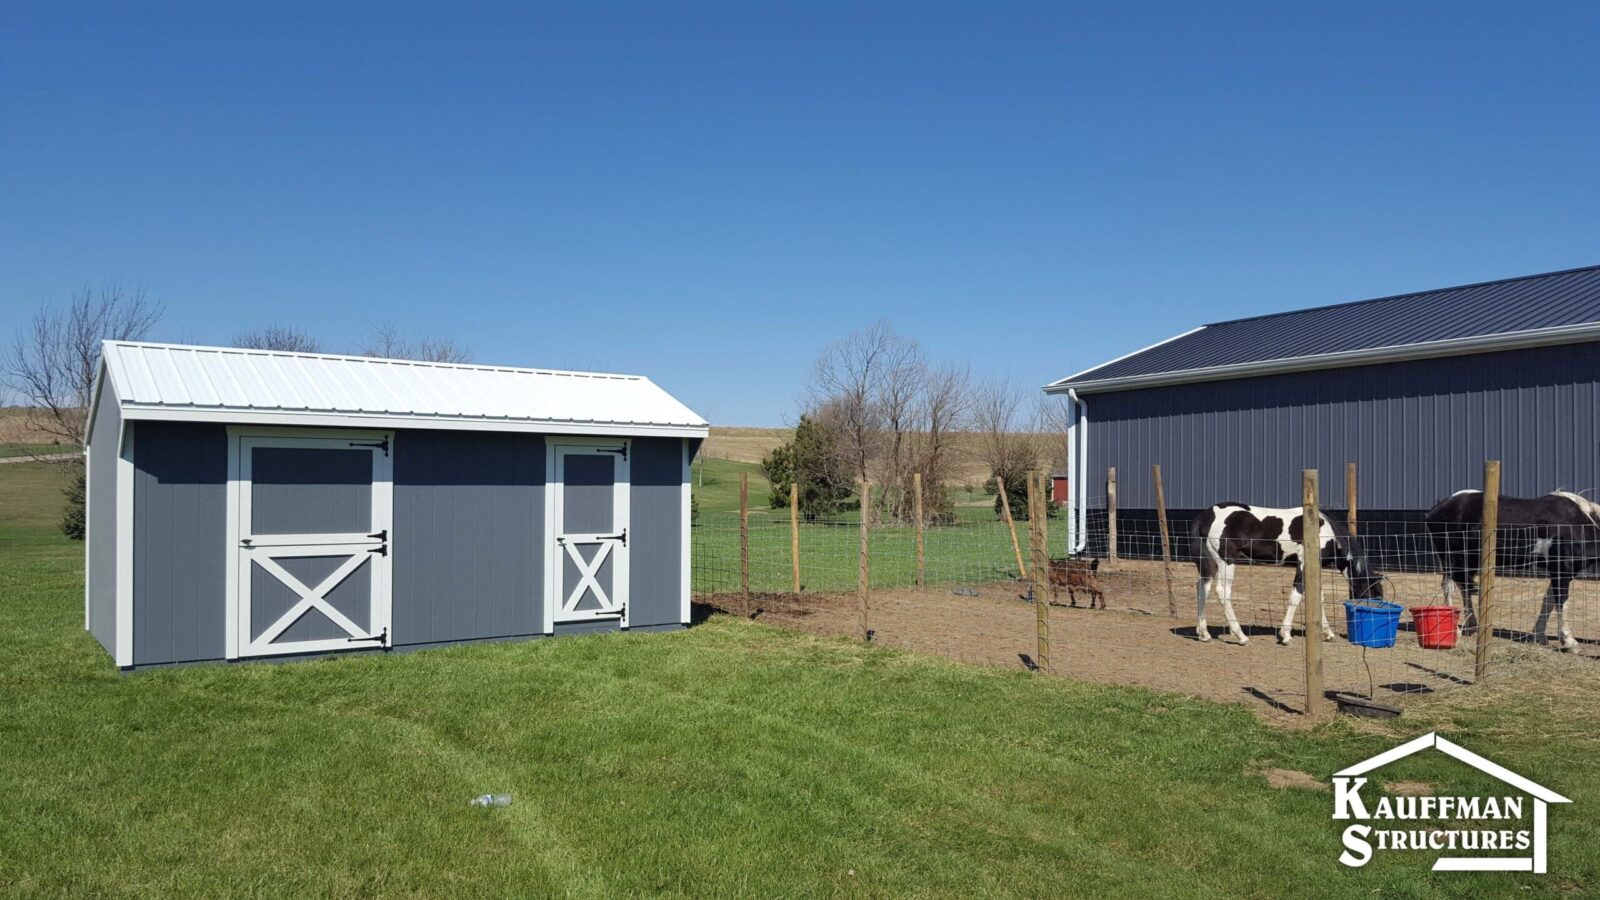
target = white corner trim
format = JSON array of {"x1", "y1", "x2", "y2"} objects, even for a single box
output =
[
  {"x1": 84, "y1": 438, "x2": 92, "y2": 631},
  {"x1": 114, "y1": 422, "x2": 135, "y2": 668},
  {"x1": 681, "y1": 439, "x2": 692, "y2": 625},
  {"x1": 1044, "y1": 326, "x2": 1206, "y2": 391},
  {"x1": 224, "y1": 431, "x2": 240, "y2": 660},
  {"x1": 542, "y1": 445, "x2": 557, "y2": 635}
]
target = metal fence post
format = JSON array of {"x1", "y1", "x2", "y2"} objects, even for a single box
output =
[{"x1": 1302, "y1": 469, "x2": 1325, "y2": 717}]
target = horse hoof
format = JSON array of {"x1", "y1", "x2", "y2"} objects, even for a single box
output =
[
  {"x1": 1235, "y1": 635, "x2": 1249, "y2": 646},
  {"x1": 1196, "y1": 630, "x2": 1211, "y2": 643},
  {"x1": 1277, "y1": 635, "x2": 1292, "y2": 647}
]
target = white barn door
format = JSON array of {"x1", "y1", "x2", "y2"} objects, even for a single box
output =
[
  {"x1": 229, "y1": 431, "x2": 393, "y2": 658},
  {"x1": 548, "y1": 442, "x2": 630, "y2": 626}
]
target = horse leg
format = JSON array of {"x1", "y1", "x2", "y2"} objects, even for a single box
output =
[
  {"x1": 1217, "y1": 562, "x2": 1247, "y2": 644},
  {"x1": 1279, "y1": 567, "x2": 1304, "y2": 646},
  {"x1": 1556, "y1": 584, "x2": 1577, "y2": 650},
  {"x1": 1196, "y1": 556, "x2": 1215, "y2": 642},
  {"x1": 1531, "y1": 580, "x2": 1557, "y2": 645}
]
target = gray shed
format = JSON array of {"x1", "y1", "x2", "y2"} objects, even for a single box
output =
[
  {"x1": 84, "y1": 341, "x2": 708, "y2": 670},
  {"x1": 1044, "y1": 264, "x2": 1600, "y2": 556}
]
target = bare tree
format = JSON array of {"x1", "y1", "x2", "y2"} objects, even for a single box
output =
[
  {"x1": 231, "y1": 325, "x2": 322, "y2": 353},
  {"x1": 362, "y1": 322, "x2": 472, "y2": 363},
  {"x1": 3, "y1": 285, "x2": 163, "y2": 449},
  {"x1": 807, "y1": 321, "x2": 901, "y2": 487},
  {"x1": 3, "y1": 285, "x2": 163, "y2": 539},
  {"x1": 904, "y1": 363, "x2": 971, "y2": 523},
  {"x1": 1031, "y1": 393, "x2": 1073, "y2": 476},
  {"x1": 971, "y1": 377, "x2": 1044, "y2": 517}
]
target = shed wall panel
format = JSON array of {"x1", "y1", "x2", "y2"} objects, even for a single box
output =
[
  {"x1": 132, "y1": 422, "x2": 228, "y2": 666},
  {"x1": 86, "y1": 386, "x2": 121, "y2": 655},
  {"x1": 1086, "y1": 342, "x2": 1600, "y2": 513},
  {"x1": 391, "y1": 430, "x2": 544, "y2": 646},
  {"x1": 627, "y1": 437, "x2": 684, "y2": 628}
]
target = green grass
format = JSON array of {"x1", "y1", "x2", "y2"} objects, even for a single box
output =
[
  {"x1": 0, "y1": 442, "x2": 68, "y2": 459},
  {"x1": 3, "y1": 460, "x2": 1598, "y2": 896},
  {"x1": 690, "y1": 458, "x2": 1032, "y2": 593}
]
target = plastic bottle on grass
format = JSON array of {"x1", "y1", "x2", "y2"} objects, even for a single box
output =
[{"x1": 471, "y1": 794, "x2": 511, "y2": 808}]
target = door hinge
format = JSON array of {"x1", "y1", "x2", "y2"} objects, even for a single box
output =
[
  {"x1": 347, "y1": 627, "x2": 388, "y2": 645},
  {"x1": 239, "y1": 537, "x2": 253, "y2": 548},
  {"x1": 369, "y1": 544, "x2": 388, "y2": 556},
  {"x1": 599, "y1": 445, "x2": 628, "y2": 460},
  {"x1": 349, "y1": 437, "x2": 390, "y2": 456},
  {"x1": 597, "y1": 529, "x2": 627, "y2": 546},
  {"x1": 368, "y1": 529, "x2": 387, "y2": 541}
]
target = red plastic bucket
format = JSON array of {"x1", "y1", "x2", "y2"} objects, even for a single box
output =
[{"x1": 1409, "y1": 606, "x2": 1459, "y2": 649}]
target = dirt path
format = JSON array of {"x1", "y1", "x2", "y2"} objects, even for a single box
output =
[{"x1": 701, "y1": 558, "x2": 1600, "y2": 718}]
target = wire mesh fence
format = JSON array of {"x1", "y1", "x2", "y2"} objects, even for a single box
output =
[{"x1": 691, "y1": 466, "x2": 1600, "y2": 718}]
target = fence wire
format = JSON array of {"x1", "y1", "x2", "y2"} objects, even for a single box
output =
[{"x1": 692, "y1": 484, "x2": 1600, "y2": 718}]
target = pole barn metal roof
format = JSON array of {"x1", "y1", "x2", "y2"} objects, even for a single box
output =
[
  {"x1": 1047, "y1": 264, "x2": 1600, "y2": 395},
  {"x1": 95, "y1": 341, "x2": 710, "y2": 437}
]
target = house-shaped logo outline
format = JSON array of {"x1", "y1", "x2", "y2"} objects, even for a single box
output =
[{"x1": 1333, "y1": 731, "x2": 1571, "y2": 873}]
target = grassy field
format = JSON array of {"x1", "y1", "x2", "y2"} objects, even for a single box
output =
[
  {"x1": 3, "y1": 459, "x2": 1599, "y2": 896},
  {"x1": 690, "y1": 456, "x2": 1033, "y2": 592}
]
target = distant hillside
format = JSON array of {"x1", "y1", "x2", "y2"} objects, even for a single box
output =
[{"x1": 703, "y1": 426, "x2": 1064, "y2": 485}]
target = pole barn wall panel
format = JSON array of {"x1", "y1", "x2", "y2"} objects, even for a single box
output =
[
  {"x1": 1088, "y1": 341, "x2": 1600, "y2": 514},
  {"x1": 85, "y1": 386, "x2": 122, "y2": 655},
  {"x1": 627, "y1": 437, "x2": 685, "y2": 629},
  {"x1": 391, "y1": 430, "x2": 545, "y2": 648},
  {"x1": 132, "y1": 422, "x2": 229, "y2": 667}
]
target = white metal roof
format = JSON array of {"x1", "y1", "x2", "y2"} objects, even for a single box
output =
[{"x1": 97, "y1": 341, "x2": 709, "y2": 438}]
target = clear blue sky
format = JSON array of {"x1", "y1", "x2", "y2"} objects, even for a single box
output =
[{"x1": 3, "y1": 1, "x2": 1596, "y2": 425}]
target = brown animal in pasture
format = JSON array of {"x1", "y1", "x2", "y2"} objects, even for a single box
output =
[{"x1": 1049, "y1": 557, "x2": 1105, "y2": 609}]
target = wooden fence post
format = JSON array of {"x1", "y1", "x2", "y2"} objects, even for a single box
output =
[
  {"x1": 1028, "y1": 473, "x2": 1051, "y2": 673},
  {"x1": 790, "y1": 481, "x2": 801, "y2": 595},
  {"x1": 1106, "y1": 466, "x2": 1119, "y2": 565},
  {"x1": 1152, "y1": 464, "x2": 1175, "y2": 618},
  {"x1": 1345, "y1": 462, "x2": 1358, "y2": 537},
  {"x1": 913, "y1": 472, "x2": 925, "y2": 588},
  {"x1": 1475, "y1": 460, "x2": 1501, "y2": 681},
  {"x1": 1302, "y1": 469, "x2": 1325, "y2": 717},
  {"x1": 997, "y1": 475, "x2": 1026, "y2": 580},
  {"x1": 739, "y1": 472, "x2": 751, "y2": 616},
  {"x1": 858, "y1": 481, "x2": 872, "y2": 641}
]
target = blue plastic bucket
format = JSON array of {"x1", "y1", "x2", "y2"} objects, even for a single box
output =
[{"x1": 1344, "y1": 599, "x2": 1403, "y2": 648}]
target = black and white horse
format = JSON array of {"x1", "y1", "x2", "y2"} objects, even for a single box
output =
[
  {"x1": 1425, "y1": 490, "x2": 1600, "y2": 649},
  {"x1": 1191, "y1": 503, "x2": 1384, "y2": 645}
]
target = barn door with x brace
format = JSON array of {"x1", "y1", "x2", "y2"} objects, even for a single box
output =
[
  {"x1": 548, "y1": 441, "x2": 630, "y2": 627},
  {"x1": 228, "y1": 430, "x2": 393, "y2": 658}
]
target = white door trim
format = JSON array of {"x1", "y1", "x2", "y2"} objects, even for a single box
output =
[
  {"x1": 545, "y1": 439, "x2": 631, "y2": 628},
  {"x1": 226, "y1": 427, "x2": 393, "y2": 659}
]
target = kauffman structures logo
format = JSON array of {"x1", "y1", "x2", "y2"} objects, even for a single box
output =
[{"x1": 1333, "y1": 732, "x2": 1570, "y2": 873}]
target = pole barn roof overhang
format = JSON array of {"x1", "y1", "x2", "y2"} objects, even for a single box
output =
[
  {"x1": 93, "y1": 341, "x2": 711, "y2": 438},
  {"x1": 1045, "y1": 264, "x2": 1600, "y2": 396}
]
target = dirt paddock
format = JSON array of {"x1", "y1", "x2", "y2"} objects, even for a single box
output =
[{"x1": 700, "y1": 558, "x2": 1600, "y2": 718}]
